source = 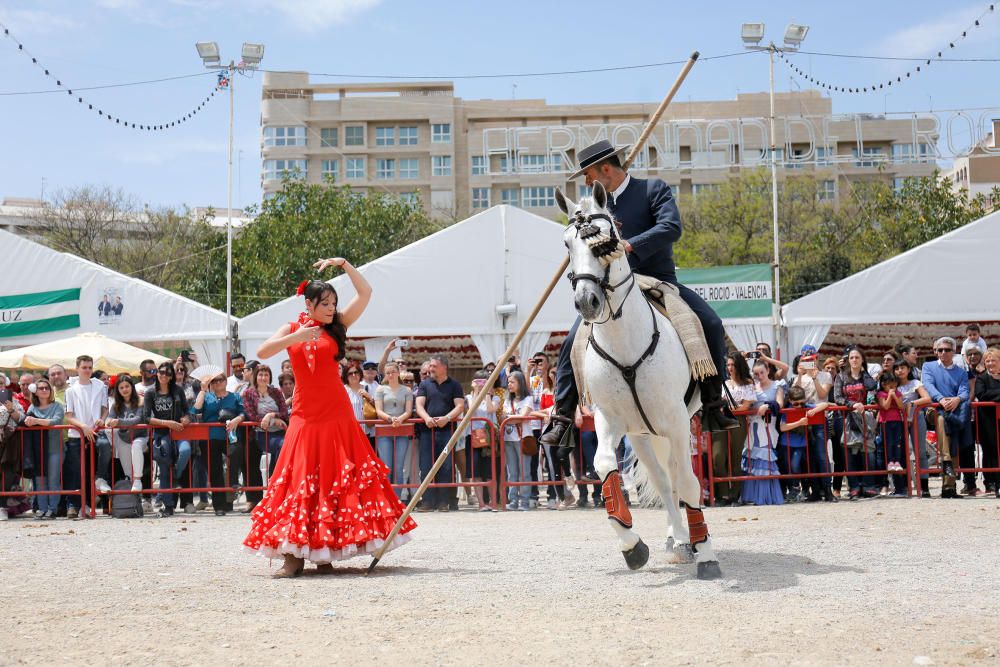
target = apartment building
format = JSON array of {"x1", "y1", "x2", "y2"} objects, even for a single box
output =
[
  {"x1": 942, "y1": 118, "x2": 1000, "y2": 207},
  {"x1": 260, "y1": 72, "x2": 939, "y2": 219}
]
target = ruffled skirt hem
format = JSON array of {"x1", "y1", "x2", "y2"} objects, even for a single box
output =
[{"x1": 244, "y1": 532, "x2": 411, "y2": 564}]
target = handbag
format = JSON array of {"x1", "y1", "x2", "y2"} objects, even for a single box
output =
[
  {"x1": 362, "y1": 396, "x2": 377, "y2": 421},
  {"x1": 520, "y1": 433, "x2": 539, "y2": 457},
  {"x1": 471, "y1": 428, "x2": 489, "y2": 449}
]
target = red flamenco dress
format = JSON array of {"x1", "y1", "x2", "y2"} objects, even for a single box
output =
[{"x1": 243, "y1": 321, "x2": 416, "y2": 563}]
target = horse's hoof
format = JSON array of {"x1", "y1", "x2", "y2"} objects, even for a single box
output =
[
  {"x1": 697, "y1": 560, "x2": 723, "y2": 580},
  {"x1": 622, "y1": 538, "x2": 649, "y2": 570},
  {"x1": 665, "y1": 541, "x2": 694, "y2": 564}
]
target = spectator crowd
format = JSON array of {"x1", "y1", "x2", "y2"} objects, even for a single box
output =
[{"x1": 1, "y1": 324, "x2": 998, "y2": 521}]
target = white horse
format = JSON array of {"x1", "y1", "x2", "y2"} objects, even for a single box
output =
[{"x1": 556, "y1": 182, "x2": 722, "y2": 580}]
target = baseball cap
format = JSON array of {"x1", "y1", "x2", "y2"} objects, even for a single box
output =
[
  {"x1": 800, "y1": 344, "x2": 817, "y2": 356},
  {"x1": 362, "y1": 360, "x2": 378, "y2": 370}
]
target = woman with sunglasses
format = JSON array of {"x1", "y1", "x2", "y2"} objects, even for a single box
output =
[
  {"x1": 23, "y1": 379, "x2": 65, "y2": 518},
  {"x1": 243, "y1": 258, "x2": 416, "y2": 578},
  {"x1": 143, "y1": 362, "x2": 191, "y2": 516}
]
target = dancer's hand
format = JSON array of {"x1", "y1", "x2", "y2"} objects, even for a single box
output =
[
  {"x1": 293, "y1": 325, "x2": 322, "y2": 344},
  {"x1": 313, "y1": 257, "x2": 347, "y2": 273}
]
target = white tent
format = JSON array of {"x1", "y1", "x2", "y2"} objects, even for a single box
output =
[
  {"x1": 781, "y1": 209, "x2": 1000, "y2": 354},
  {"x1": 0, "y1": 229, "x2": 230, "y2": 366},
  {"x1": 238, "y1": 205, "x2": 578, "y2": 366}
]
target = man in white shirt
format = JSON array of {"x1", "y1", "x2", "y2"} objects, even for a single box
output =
[
  {"x1": 64, "y1": 355, "x2": 110, "y2": 518},
  {"x1": 225, "y1": 353, "x2": 247, "y2": 393}
]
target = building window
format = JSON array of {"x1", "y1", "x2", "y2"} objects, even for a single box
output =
[
  {"x1": 432, "y1": 155, "x2": 452, "y2": 176},
  {"x1": 500, "y1": 188, "x2": 520, "y2": 206},
  {"x1": 853, "y1": 147, "x2": 885, "y2": 168},
  {"x1": 893, "y1": 177, "x2": 908, "y2": 194},
  {"x1": 263, "y1": 126, "x2": 306, "y2": 147},
  {"x1": 321, "y1": 159, "x2": 339, "y2": 179},
  {"x1": 472, "y1": 187, "x2": 491, "y2": 209},
  {"x1": 499, "y1": 156, "x2": 514, "y2": 174},
  {"x1": 891, "y1": 143, "x2": 934, "y2": 163},
  {"x1": 375, "y1": 126, "x2": 395, "y2": 146},
  {"x1": 818, "y1": 179, "x2": 836, "y2": 201},
  {"x1": 432, "y1": 123, "x2": 451, "y2": 143},
  {"x1": 815, "y1": 146, "x2": 832, "y2": 166},
  {"x1": 691, "y1": 183, "x2": 720, "y2": 198},
  {"x1": 399, "y1": 192, "x2": 420, "y2": 206},
  {"x1": 577, "y1": 184, "x2": 593, "y2": 199},
  {"x1": 519, "y1": 154, "x2": 549, "y2": 173},
  {"x1": 399, "y1": 126, "x2": 418, "y2": 145},
  {"x1": 471, "y1": 155, "x2": 487, "y2": 176},
  {"x1": 320, "y1": 128, "x2": 338, "y2": 147},
  {"x1": 376, "y1": 158, "x2": 395, "y2": 180},
  {"x1": 346, "y1": 157, "x2": 365, "y2": 179},
  {"x1": 521, "y1": 186, "x2": 556, "y2": 208},
  {"x1": 263, "y1": 159, "x2": 307, "y2": 181},
  {"x1": 398, "y1": 158, "x2": 419, "y2": 179},
  {"x1": 345, "y1": 125, "x2": 365, "y2": 146}
]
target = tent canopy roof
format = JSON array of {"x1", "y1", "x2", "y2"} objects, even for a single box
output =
[
  {"x1": 0, "y1": 229, "x2": 229, "y2": 347},
  {"x1": 781, "y1": 209, "x2": 1000, "y2": 327}
]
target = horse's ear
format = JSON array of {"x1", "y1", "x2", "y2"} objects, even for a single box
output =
[
  {"x1": 593, "y1": 181, "x2": 608, "y2": 209},
  {"x1": 555, "y1": 187, "x2": 574, "y2": 215}
]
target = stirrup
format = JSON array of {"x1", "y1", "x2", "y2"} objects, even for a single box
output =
[{"x1": 540, "y1": 418, "x2": 571, "y2": 447}]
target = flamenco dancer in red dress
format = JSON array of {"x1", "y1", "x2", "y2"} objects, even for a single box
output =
[{"x1": 243, "y1": 257, "x2": 416, "y2": 577}]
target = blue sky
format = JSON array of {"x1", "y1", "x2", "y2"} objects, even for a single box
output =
[{"x1": 1, "y1": 0, "x2": 998, "y2": 210}]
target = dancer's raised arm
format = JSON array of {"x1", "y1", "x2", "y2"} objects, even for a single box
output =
[{"x1": 314, "y1": 257, "x2": 371, "y2": 328}]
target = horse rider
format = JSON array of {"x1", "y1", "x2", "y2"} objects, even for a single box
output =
[{"x1": 541, "y1": 139, "x2": 738, "y2": 449}]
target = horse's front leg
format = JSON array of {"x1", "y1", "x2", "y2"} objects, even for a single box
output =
[{"x1": 593, "y1": 409, "x2": 649, "y2": 570}]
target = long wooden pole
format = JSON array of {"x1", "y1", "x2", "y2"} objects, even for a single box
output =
[{"x1": 366, "y1": 51, "x2": 700, "y2": 574}]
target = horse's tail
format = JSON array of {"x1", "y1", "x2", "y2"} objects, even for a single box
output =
[{"x1": 623, "y1": 439, "x2": 666, "y2": 508}]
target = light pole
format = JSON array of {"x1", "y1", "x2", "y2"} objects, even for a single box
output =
[
  {"x1": 195, "y1": 41, "x2": 265, "y2": 363},
  {"x1": 741, "y1": 22, "x2": 809, "y2": 349}
]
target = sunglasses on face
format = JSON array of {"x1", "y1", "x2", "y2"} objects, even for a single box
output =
[
  {"x1": 936, "y1": 348, "x2": 953, "y2": 353},
  {"x1": 144, "y1": 369, "x2": 157, "y2": 375},
  {"x1": 36, "y1": 386, "x2": 51, "y2": 392},
  {"x1": 347, "y1": 370, "x2": 361, "y2": 376},
  {"x1": 157, "y1": 369, "x2": 173, "y2": 375}
]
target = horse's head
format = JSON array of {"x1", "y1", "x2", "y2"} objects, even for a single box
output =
[{"x1": 556, "y1": 182, "x2": 626, "y2": 322}]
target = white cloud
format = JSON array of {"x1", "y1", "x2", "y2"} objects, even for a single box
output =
[
  {"x1": 245, "y1": 0, "x2": 382, "y2": 32},
  {"x1": 877, "y1": 5, "x2": 1000, "y2": 59}
]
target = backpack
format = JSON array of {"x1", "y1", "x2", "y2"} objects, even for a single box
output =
[{"x1": 110, "y1": 479, "x2": 144, "y2": 519}]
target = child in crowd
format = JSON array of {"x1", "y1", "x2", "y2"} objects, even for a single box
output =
[
  {"x1": 876, "y1": 372, "x2": 906, "y2": 495},
  {"x1": 778, "y1": 386, "x2": 832, "y2": 502},
  {"x1": 894, "y1": 359, "x2": 932, "y2": 497}
]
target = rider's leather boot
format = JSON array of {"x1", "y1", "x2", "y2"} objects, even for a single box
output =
[
  {"x1": 540, "y1": 400, "x2": 577, "y2": 447},
  {"x1": 699, "y1": 376, "x2": 739, "y2": 432}
]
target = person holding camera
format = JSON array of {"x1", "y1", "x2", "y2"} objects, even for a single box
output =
[
  {"x1": 747, "y1": 343, "x2": 789, "y2": 382},
  {"x1": 193, "y1": 369, "x2": 245, "y2": 515}
]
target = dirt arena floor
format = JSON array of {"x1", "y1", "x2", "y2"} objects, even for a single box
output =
[{"x1": 3, "y1": 495, "x2": 999, "y2": 666}]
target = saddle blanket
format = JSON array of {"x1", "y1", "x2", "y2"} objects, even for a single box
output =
[{"x1": 572, "y1": 274, "x2": 716, "y2": 406}]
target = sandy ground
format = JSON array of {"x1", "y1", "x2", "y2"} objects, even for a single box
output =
[{"x1": 2, "y1": 496, "x2": 1000, "y2": 666}]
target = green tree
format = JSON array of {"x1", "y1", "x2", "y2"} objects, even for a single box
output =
[
  {"x1": 220, "y1": 176, "x2": 440, "y2": 316},
  {"x1": 673, "y1": 170, "x2": 994, "y2": 304}
]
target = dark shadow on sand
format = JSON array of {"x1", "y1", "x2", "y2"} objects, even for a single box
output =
[
  {"x1": 254, "y1": 565, "x2": 493, "y2": 579},
  {"x1": 608, "y1": 549, "x2": 865, "y2": 592}
]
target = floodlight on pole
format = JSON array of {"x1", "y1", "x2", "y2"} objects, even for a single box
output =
[
  {"x1": 241, "y1": 42, "x2": 265, "y2": 66},
  {"x1": 194, "y1": 41, "x2": 265, "y2": 369},
  {"x1": 783, "y1": 24, "x2": 810, "y2": 49},
  {"x1": 741, "y1": 23, "x2": 765, "y2": 46},
  {"x1": 195, "y1": 41, "x2": 220, "y2": 65},
  {"x1": 741, "y1": 22, "x2": 809, "y2": 354}
]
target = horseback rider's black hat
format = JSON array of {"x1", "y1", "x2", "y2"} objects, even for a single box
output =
[{"x1": 569, "y1": 140, "x2": 630, "y2": 179}]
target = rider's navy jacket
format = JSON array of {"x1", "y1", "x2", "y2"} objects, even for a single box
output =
[{"x1": 608, "y1": 176, "x2": 682, "y2": 284}]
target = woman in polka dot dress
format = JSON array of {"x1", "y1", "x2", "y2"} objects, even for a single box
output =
[{"x1": 244, "y1": 258, "x2": 416, "y2": 578}]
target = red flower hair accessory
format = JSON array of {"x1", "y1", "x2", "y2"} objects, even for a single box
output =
[{"x1": 295, "y1": 280, "x2": 310, "y2": 296}]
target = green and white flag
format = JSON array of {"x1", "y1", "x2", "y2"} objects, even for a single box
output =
[
  {"x1": 0, "y1": 288, "x2": 81, "y2": 338},
  {"x1": 676, "y1": 264, "x2": 773, "y2": 319}
]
